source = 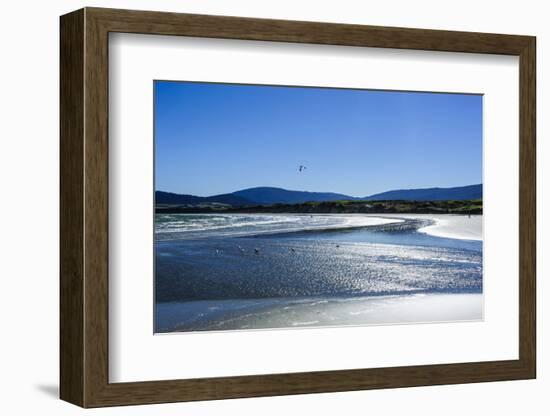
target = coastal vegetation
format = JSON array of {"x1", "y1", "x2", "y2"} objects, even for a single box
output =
[{"x1": 156, "y1": 198, "x2": 482, "y2": 215}]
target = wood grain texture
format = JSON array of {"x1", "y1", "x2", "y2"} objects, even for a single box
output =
[
  {"x1": 59, "y1": 8, "x2": 84, "y2": 407},
  {"x1": 518, "y1": 38, "x2": 536, "y2": 375},
  {"x1": 83, "y1": 10, "x2": 110, "y2": 406},
  {"x1": 88, "y1": 7, "x2": 532, "y2": 54},
  {"x1": 59, "y1": 7, "x2": 537, "y2": 408}
]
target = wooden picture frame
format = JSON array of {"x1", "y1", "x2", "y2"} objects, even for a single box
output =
[{"x1": 60, "y1": 7, "x2": 536, "y2": 408}]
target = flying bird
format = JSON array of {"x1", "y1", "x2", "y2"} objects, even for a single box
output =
[{"x1": 298, "y1": 165, "x2": 307, "y2": 172}]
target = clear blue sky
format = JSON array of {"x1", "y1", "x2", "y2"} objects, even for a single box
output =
[{"x1": 155, "y1": 81, "x2": 482, "y2": 197}]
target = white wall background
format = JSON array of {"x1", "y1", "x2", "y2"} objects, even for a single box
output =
[{"x1": 0, "y1": 0, "x2": 545, "y2": 414}]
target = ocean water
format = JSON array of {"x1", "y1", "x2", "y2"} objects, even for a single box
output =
[
  {"x1": 154, "y1": 213, "x2": 482, "y2": 332},
  {"x1": 155, "y1": 213, "x2": 399, "y2": 240}
]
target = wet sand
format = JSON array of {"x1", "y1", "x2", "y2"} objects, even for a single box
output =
[{"x1": 157, "y1": 293, "x2": 482, "y2": 333}]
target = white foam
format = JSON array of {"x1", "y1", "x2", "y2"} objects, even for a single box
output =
[{"x1": 155, "y1": 213, "x2": 403, "y2": 239}]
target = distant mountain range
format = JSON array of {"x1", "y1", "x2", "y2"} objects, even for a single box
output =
[
  {"x1": 154, "y1": 191, "x2": 251, "y2": 207},
  {"x1": 363, "y1": 184, "x2": 482, "y2": 201},
  {"x1": 156, "y1": 184, "x2": 482, "y2": 207},
  {"x1": 231, "y1": 187, "x2": 352, "y2": 205}
]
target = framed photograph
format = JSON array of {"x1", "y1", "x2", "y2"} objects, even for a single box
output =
[{"x1": 60, "y1": 7, "x2": 536, "y2": 407}]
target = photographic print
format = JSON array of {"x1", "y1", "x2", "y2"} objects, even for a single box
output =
[{"x1": 154, "y1": 81, "x2": 483, "y2": 333}]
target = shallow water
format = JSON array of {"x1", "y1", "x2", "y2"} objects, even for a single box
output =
[{"x1": 154, "y1": 213, "x2": 482, "y2": 332}]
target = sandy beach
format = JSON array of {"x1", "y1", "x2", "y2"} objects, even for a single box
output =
[
  {"x1": 157, "y1": 293, "x2": 482, "y2": 333},
  {"x1": 362, "y1": 213, "x2": 482, "y2": 241},
  {"x1": 419, "y1": 215, "x2": 482, "y2": 241}
]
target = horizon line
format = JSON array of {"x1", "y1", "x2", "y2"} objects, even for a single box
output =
[{"x1": 155, "y1": 183, "x2": 483, "y2": 198}]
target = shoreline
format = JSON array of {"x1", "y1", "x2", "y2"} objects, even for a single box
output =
[
  {"x1": 360, "y1": 213, "x2": 482, "y2": 241},
  {"x1": 155, "y1": 213, "x2": 481, "y2": 242},
  {"x1": 156, "y1": 293, "x2": 483, "y2": 333},
  {"x1": 420, "y1": 217, "x2": 482, "y2": 241}
]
